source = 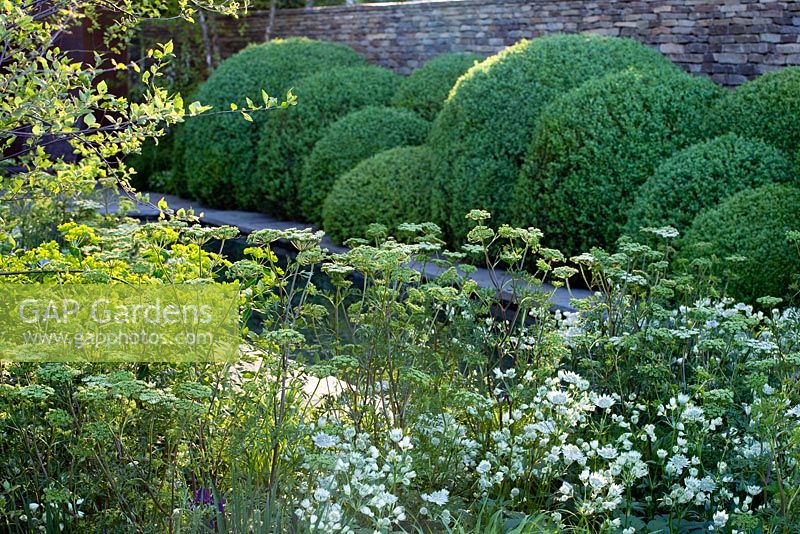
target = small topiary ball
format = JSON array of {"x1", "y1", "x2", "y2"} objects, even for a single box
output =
[
  {"x1": 175, "y1": 38, "x2": 365, "y2": 208},
  {"x1": 706, "y1": 67, "x2": 800, "y2": 160},
  {"x1": 322, "y1": 146, "x2": 436, "y2": 244},
  {"x1": 427, "y1": 34, "x2": 677, "y2": 243},
  {"x1": 681, "y1": 183, "x2": 800, "y2": 303},
  {"x1": 299, "y1": 107, "x2": 430, "y2": 223},
  {"x1": 391, "y1": 52, "x2": 483, "y2": 121},
  {"x1": 513, "y1": 68, "x2": 722, "y2": 256},
  {"x1": 627, "y1": 134, "x2": 796, "y2": 234},
  {"x1": 256, "y1": 66, "x2": 401, "y2": 219}
]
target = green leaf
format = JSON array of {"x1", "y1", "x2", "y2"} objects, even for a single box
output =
[{"x1": 84, "y1": 112, "x2": 98, "y2": 127}]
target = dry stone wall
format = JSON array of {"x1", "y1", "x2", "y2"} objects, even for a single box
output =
[{"x1": 208, "y1": 0, "x2": 800, "y2": 86}]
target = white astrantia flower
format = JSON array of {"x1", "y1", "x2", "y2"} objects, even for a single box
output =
[
  {"x1": 421, "y1": 489, "x2": 449, "y2": 506},
  {"x1": 313, "y1": 488, "x2": 330, "y2": 502},
  {"x1": 666, "y1": 454, "x2": 690, "y2": 476},
  {"x1": 562, "y1": 444, "x2": 587, "y2": 464},
  {"x1": 713, "y1": 510, "x2": 729, "y2": 527},
  {"x1": 588, "y1": 472, "x2": 607, "y2": 489},
  {"x1": 311, "y1": 432, "x2": 338, "y2": 449},
  {"x1": 558, "y1": 370, "x2": 582, "y2": 384},
  {"x1": 746, "y1": 485, "x2": 762, "y2": 496},
  {"x1": 597, "y1": 445, "x2": 618, "y2": 459},
  {"x1": 681, "y1": 405, "x2": 705, "y2": 422},
  {"x1": 476, "y1": 460, "x2": 491, "y2": 474},
  {"x1": 388, "y1": 428, "x2": 404, "y2": 443},
  {"x1": 786, "y1": 405, "x2": 800, "y2": 418},
  {"x1": 493, "y1": 367, "x2": 516, "y2": 380},
  {"x1": 546, "y1": 390, "x2": 569, "y2": 405},
  {"x1": 593, "y1": 394, "x2": 616, "y2": 409}
]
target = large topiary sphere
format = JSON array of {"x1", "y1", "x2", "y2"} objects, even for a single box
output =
[
  {"x1": 681, "y1": 184, "x2": 800, "y2": 303},
  {"x1": 627, "y1": 134, "x2": 796, "y2": 234},
  {"x1": 299, "y1": 107, "x2": 430, "y2": 223},
  {"x1": 391, "y1": 52, "x2": 483, "y2": 121},
  {"x1": 175, "y1": 38, "x2": 365, "y2": 208},
  {"x1": 513, "y1": 68, "x2": 722, "y2": 256},
  {"x1": 706, "y1": 67, "x2": 800, "y2": 160},
  {"x1": 427, "y1": 34, "x2": 677, "y2": 243},
  {"x1": 256, "y1": 66, "x2": 401, "y2": 219},
  {"x1": 322, "y1": 146, "x2": 436, "y2": 244}
]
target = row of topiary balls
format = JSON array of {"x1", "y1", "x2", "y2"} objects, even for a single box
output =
[
  {"x1": 140, "y1": 36, "x2": 799, "y2": 303},
  {"x1": 164, "y1": 37, "x2": 479, "y2": 228}
]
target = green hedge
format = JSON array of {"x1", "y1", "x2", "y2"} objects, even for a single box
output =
[
  {"x1": 427, "y1": 35, "x2": 677, "y2": 243},
  {"x1": 175, "y1": 38, "x2": 365, "y2": 208},
  {"x1": 706, "y1": 67, "x2": 800, "y2": 160},
  {"x1": 513, "y1": 68, "x2": 722, "y2": 256},
  {"x1": 627, "y1": 134, "x2": 796, "y2": 234},
  {"x1": 299, "y1": 107, "x2": 430, "y2": 222},
  {"x1": 256, "y1": 66, "x2": 400, "y2": 219},
  {"x1": 682, "y1": 183, "x2": 800, "y2": 302},
  {"x1": 323, "y1": 146, "x2": 436, "y2": 244},
  {"x1": 391, "y1": 53, "x2": 483, "y2": 121}
]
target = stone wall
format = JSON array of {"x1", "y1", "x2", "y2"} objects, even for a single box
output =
[{"x1": 209, "y1": 0, "x2": 800, "y2": 86}]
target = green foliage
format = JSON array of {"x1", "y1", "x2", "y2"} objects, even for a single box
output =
[
  {"x1": 256, "y1": 66, "x2": 401, "y2": 219},
  {"x1": 391, "y1": 52, "x2": 483, "y2": 121},
  {"x1": 6, "y1": 210, "x2": 800, "y2": 531},
  {"x1": 427, "y1": 34, "x2": 677, "y2": 243},
  {"x1": 9, "y1": 4, "x2": 800, "y2": 529},
  {"x1": 176, "y1": 38, "x2": 366, "y2": 208},
  {"x1": 322, "y1": 146, "x2": 436, "y2": 243},
  {"x1": 127, "y1": 131, "x2": 176, "y2": 191},
  {"x1": 299, "y1": 107, "x2": 430, "y2": 222},
  {"x1": 627, "y1": 134, "x2": 796, "y2": 234},
  {"x1": 514, "y1": 68, "x2": 722, "y2": 255},
  {"x1": 681, "y1": 183, "x2": 800, "y2": 302},
  {"x1": 706, "y1": 67, "x2": 800, "y2": 160}
]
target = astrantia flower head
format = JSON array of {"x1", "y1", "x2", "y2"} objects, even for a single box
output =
[
  {"x1": 546, "y1": 390, "x2": 569, "y2": 405},
  {"x1": 476, "y1": 460, "x2": 491, "y2": 474},
  {"x1": 666, "y1": 454, "x2": 690, "y2": 475},
  {"x1": 311, "y1": 432, "x2": 338, "y2": 449},
  {"x1": 681, "y1": 405, "x2": 705, "y2": 422},
  {"x1": 558, "y1": 370, "x2": 582, "y2": 384},
  {"x1": 421, "y1": 489, "x2": 449, "y2": 506},
  {"x1": 593, "y1": 394, "x2": 616, "y2": 409}
]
